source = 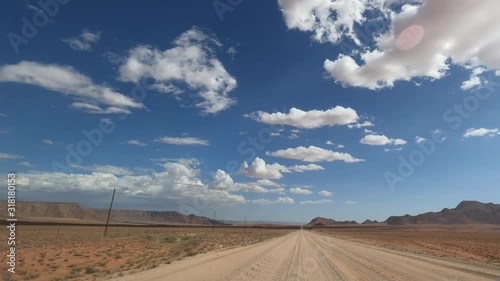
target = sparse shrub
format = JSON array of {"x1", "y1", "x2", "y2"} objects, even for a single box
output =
[{"x1": 84, "y1": 265, "x2": 99, "y2": 274}]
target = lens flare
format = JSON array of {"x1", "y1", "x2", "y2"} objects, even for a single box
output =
[{"x1": 397, "y1": 25, "x2": 424, "y2": 51}]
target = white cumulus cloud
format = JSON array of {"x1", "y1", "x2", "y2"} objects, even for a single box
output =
[
  {"x1": 463, "y1": 128, "x2": 499, "y2": 138},
  {"x1": 360, "y1": 134, "x2": 406, "y2": 146},
  {"x1": 18, "y1": 161, "x2": 245, "y2": 207},
  {"x1": 240, "y1": 157, "x2": 290, "y2": 179},
  {"x1": 323, "y1": 1, "x2": 500, "y2": 90},
  {"x1": 118, "y1": 27, "x2": 237, "y2": 114},
  {"x1": 247, "y1": 106, "x2": 359, "y2": 129},
  {"x1": 278, "y1": 0, "x2": 372, "y2": 44},
  {"x1": 318, "y1": 190, "x2": 333, "y2": 197}
]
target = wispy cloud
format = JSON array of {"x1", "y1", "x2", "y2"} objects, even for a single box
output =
[
  {"x1": 343, "y1": 201, "x2": 358, "y2": 204},
  {"x1": 288, "y1": 164, "x2": 324, "y2": 172},
  {"x1": 0, "y1": 152, "x2": 23, "y2": 160},
  {"x1": 70, "y1": 164, "x2": 135, "y2": 176},
  {"x1": 126, "y1": 139, "x2": 147, "y2": 147},
  {"x1": 348, "y1": 121, "x2": 374, "y2": 129},
  {"x1": 18, "y1": 161, "x2": 34, "y2": 167},
  {"x1": 300, "y1": 199, "x2": 332, "y2": 205},
  {"x1": 252, "y1": 196, "x2": 295, "y2": 205},
  {"x1": 155, "y1": 136, "x2": 209, "y2": 146},
  {"x1": 415, "y1": 136, "x2": 426, "y2": 143},
  {"x1": 62, "y1": 29, "x2": 101, "y2": 51},
  {"x1": 42, "y1": 139, "x2": 54, "y2": 145},
  {"x1": 0, "y1": 61, "x2": 144, "y2": 114},
  {"x1": 267, "y1": 145, "x2": 364, "y2": 163}
]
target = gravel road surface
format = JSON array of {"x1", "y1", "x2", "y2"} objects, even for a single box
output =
[{"x1": 110, "y1": 230, "x2": 500, "y2": 281}]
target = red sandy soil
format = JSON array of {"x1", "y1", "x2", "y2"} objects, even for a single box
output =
[
  {"x1": 314, "y1": 224, "x2": 500, "y2": 265},
  {"x1": 1, "y1": 225, "x2": 291, "y2": 281}
]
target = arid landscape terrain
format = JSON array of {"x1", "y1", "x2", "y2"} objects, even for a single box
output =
[
  {"x1": 0, "y1": 225, "x2": 292, "y2": 281},
  {"x1": 1, "y1": 201, "x2": 500, "y2": 281}
]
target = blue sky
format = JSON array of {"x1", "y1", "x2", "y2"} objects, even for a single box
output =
[{"x1": 1, "y1": 0, "x2": 499, "y2": 223}]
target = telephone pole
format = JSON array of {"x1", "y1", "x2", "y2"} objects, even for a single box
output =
[
  {"x1": 103, "y1": 189, "x2": 116, "y2": 238},
  {"x1": 212, "y1": 211, "x2": 216, "y2": 233}
]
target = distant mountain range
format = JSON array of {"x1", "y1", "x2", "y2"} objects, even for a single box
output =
[
  {"x1": 385, "y1": 201, "x2": 500, "y2": 225},
  {"x1": 2, "y1": 200, "x2": 498, "y2": 226},
  {"x1": 307, "y1": 217, "x2": 358, "y2": 227},
  {"x1": 307, "y1": 201, "x2": 500, "y2": 226},
  {"x1": 0, "y1": 201, "x2": 228, "y2": 225}
]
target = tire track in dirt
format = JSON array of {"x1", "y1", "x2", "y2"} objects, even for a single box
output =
[{"x1": 109, "y1": 230, "x2": 500, "y2": 281}]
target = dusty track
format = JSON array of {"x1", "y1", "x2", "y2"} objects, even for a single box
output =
[{"x1": 110, "y1": 230, "x2": 500, "y2": 281}]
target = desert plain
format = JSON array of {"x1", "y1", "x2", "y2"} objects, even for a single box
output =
[{"x1": 1, "y1": 223, "x2": 499, "y2": 281}]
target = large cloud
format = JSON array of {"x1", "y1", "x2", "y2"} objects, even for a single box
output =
[
  {"x1": 18, "y1": 162, "x2": 248, "y2": 207},
  {"x1": 0, "y1": 61, "x2": 144, "y2": 114},
  {"x1": 247, "y1": 106, "x2": 359, "y2": 129},
  {"x1": 323, "y1": 1, "x2": 500, "y2": 89},
  {"x1": 267, "y1": 145, "x2": 364, "y2": 163},
  {"x1": 119, "y1": 27, "x2": 237, "y2": 114}
]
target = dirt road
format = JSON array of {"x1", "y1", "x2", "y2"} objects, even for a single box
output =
[{"x1": 110, "y1": 230, "x2": 500, "y2": 281}]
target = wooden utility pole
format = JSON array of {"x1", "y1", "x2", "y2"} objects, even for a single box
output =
[
  {"x1": 103, "y1": 189, "x2": 116, "y2": 237},
  {"x1": 243, "y1": 217, "x2": 246, "y2": 233},
  {"x1": 212, "y1": 211, "x2": 216, "y2": 233}
]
